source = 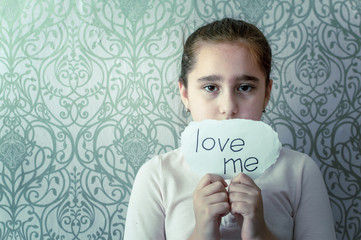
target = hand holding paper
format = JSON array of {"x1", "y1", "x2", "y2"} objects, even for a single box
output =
[{"x1": 181, "y1": 119, "x2": 282, "y2": 180}]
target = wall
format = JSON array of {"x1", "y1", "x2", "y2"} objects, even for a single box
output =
[{"x1": 0, "y1": 0, "x2": 360, "y2": 239}]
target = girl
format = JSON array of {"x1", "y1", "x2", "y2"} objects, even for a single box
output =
[{"x1": 124, "y1": 18, "x2": 336, "y2": 240}]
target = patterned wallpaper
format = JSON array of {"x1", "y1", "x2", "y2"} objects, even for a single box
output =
[{"x1": 0, "y1": 0, "x2": 360, "y2": 239}]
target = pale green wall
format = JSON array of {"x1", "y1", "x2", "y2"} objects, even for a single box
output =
[{"x1": 0, "y1": 0, "x2": 360, "y2": 239}]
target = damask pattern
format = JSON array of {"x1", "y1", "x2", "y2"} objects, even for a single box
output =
[{"x1": 0, "y1": 0, "x2": 359, "y2": 239}]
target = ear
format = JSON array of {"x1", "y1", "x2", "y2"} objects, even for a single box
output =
[
  {"x1": 263, "y1": 79, "x2": 273, "y2": 109},
  {"x1": 179, "y1": 80, "x2": 189, "y2": 110}
]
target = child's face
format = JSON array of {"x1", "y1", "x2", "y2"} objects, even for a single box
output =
[{"x1": 179, "y1": 42, "x2": 272, "y2": 122}]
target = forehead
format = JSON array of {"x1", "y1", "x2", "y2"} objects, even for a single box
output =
[
  {"x1": 191, "y1": 42, "x2": 266, "y2": 80},
  {"x1": 196, "y1": 41, "x2": 259, "y2": 64},
  {"x1": 196, "y1": 41, "x2": 249, "y2": 57}
]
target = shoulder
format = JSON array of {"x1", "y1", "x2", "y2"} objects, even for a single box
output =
[
  {"x1": 137, "y1": 148, "x2": 184, "y2": 175},
  {"x1": 274, "y1": 147, "x2": 319, "y2": 172},
  {"x1": 125, "y1": 150, "x2": 183, "y2": 240},
  {"x1": 277, "y1": 147, "x2": 322, "y2": 178},
  {"x1": 134, "y1": 148, "x2": 193, "y2": 185},
  {"x1": 128, "y1": 148, "x2": 185, "y2": 208},
  {"x1": 270, "y1": 147, "x2": 330, "y2": 206},
  {"x1": 257, "y1": 147, "x2": 324, "y2": 201},
  {"x1": 279, "y1": 147, "x2": 313, "y2": 163}
]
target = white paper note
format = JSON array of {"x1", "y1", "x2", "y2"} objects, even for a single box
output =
[{"x1": 181, "y1": 119, "x2": 282, "y2": 180}]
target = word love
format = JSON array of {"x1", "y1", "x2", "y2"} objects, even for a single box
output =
[
  {"x1": 195, "y1": 129, "x2": 245, "y2": 153},
  {"x1": 195, "y1": 128, "x2": 259, "y2": 174}
]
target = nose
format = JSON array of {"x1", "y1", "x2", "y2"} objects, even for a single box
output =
[{"x1": 219, "y1": 91, "x2": 238, "y2": 119}]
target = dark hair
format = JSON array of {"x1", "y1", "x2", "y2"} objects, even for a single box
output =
[{"x1": 179, "y1": 18, "x2": 272, "y2": 88}]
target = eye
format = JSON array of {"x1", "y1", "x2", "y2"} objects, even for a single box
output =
[
  {"x1": 204, "y1": 84, "x2": 218, "y2": 92},
  {"x1": 238, "y1": 84, "x2": 253, "y2": 92}
]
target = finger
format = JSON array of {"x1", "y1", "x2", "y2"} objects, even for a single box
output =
[
  {"x1": 203, "y1": 191, "x2": 229, "y2": 205},
  {"x1": 228, "y1": 192, "x2": 249, "y2": 202},
  {"x1": 228, "y1": 181, "x2": 259, "y2": 195},
  {"x1": 228, "y1": 194, "x2": 260, "y2": 213},
  {"x1": 230, "y1": 201, "x2": 250, "y2": 216},
  {"x1": 200, "y1": 181, "x2": 228, "y2": 198},
  {"x1": 231, "y1": 173, "x2": 256, "y2": 187},
  {"x1": 196, "y1": 173, "x2": 227, "y2": 191},
  {"x1": 228, "y1": 190, "x2": 264, "y2": 218},
  {"x1": 230, "y1": 198, "x2": 264, "y2": 217},
  {"x1": 207, "y1": 202, "x2": 231, "y2": 217},
  {"x1": 228, "y1": 184, "x2": 261, "y2": 206}
]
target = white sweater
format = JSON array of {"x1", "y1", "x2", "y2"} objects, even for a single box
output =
[{"x1": 124, "y1": 147, "x2": 336, "y2": 240}]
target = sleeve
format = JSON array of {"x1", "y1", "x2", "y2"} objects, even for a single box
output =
[
  {"x1": 123, "y1": 156, "x2": 166, "y2": 240},
  {"x1": 293, "y1": 156, "x2": 336, "y2": 240}
]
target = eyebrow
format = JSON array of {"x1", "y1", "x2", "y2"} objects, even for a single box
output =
[{"x1": 197, "y1": 74, "x2": 260, "y2": 82}]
